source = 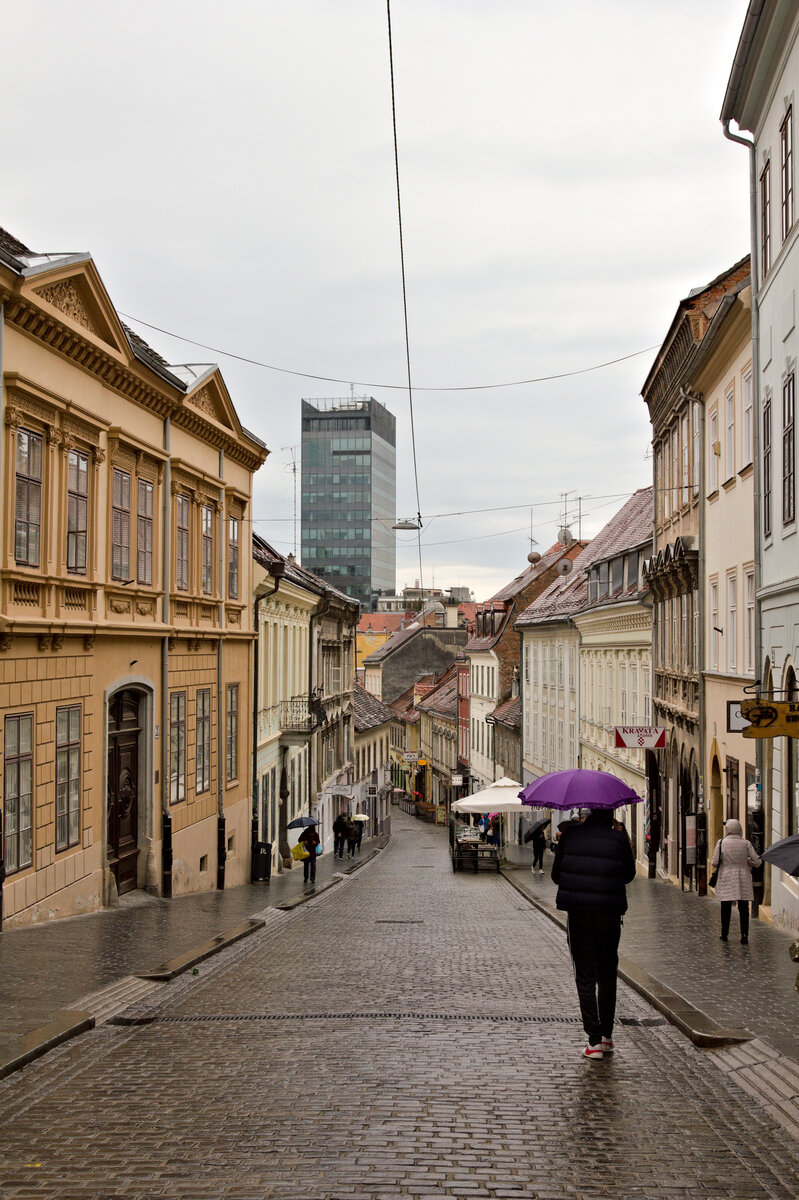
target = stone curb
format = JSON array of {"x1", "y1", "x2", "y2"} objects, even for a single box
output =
[
  {"x1": 136, "y1": 917, "x2": 266, "y2": 981},
  {"x1": 500, "y1": 867, "x2": 753, "y2": 1049},
  {"x1": 275, "y1": 836, "x2": 390, "y2": 910},
  {"x1": 0, "y1": 1010, "x2": 94, "y2": 1081}
]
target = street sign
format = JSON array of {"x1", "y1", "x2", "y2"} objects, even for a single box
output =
[
  {"x1": 741, "y1": 698, "x2": 799, "y2": 739},
  {"x1": 451, "y1": 774, "x2": 463, "y2": 786},
  {"x1": 402, "y1": 751, "x2": 420, "y2": 763},
  {"x1": 614, "y1": 726, "x2": 667, "y2": 749}
]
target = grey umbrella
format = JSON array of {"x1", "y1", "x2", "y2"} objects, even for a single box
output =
[{"x1": 761, "y1": 834, "x2": 799, "y2": 876}]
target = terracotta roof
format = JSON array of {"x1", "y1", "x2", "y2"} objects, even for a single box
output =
[
  {"x1": 358, "y1": 612, "x2": 406, "y2": 634},
  {"x1": 466, "y1": 543, "x2": 574, "y2": 651},
  {"x1": 252, "y1": 532, "x2": 358, "y2": 611},
  {"x1": 389, "y1": 682, "x2": 420, "y2": 723},
  {"x1": 417, "y1": 664, "x2": 459, "y2": 719},
  {"x1": 489, "y1": 695, "x2": 521, "y2": 728},
  {"x1": 516, "y1": 489, "x2": 653, "y2": 626},
  {"x1": 353, "y1": 681, "x2": 396, "y2": 733}
]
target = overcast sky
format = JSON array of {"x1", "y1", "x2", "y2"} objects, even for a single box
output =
[{"x1": 2, "y1": 0, "x2": 751, "y2": 600}]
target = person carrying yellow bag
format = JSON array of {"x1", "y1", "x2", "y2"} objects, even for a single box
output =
[{"x1": 298, "y1": 823, "x2": 321, "y2": 886}]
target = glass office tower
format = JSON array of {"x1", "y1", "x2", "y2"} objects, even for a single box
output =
[{"x1": 300, "y1": 397, "x2": 396, "y2": 611}]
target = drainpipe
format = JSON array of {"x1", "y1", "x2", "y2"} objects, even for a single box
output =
[
  {"x1": 161, "y1": 416, "x2": 173, "y2": 899},
  {"x1": 0, "y1": 302, "x2": 5, "y2": 928},
  {"x1": 251, "y1": 558, "x2": 285, "y2": 881},
  {"x1": 217, "y1": 450, "x2": 226, "y2": 891},
  {"x1": 723, "y1": 116, "x2": 764, "y2": 890}
]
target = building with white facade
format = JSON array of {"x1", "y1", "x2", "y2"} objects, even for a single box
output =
[{"x1": 722, "y1": 0, "x2": 799, "y2": 930}]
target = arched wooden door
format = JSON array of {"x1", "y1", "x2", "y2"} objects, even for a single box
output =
[{"x1": 107, "y1": 690, "x2": 141, "y2": 895}]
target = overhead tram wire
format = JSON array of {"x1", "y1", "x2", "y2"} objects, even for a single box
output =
[{"x1": 386, "y1": 0, "x2": 425, "y2": 604}]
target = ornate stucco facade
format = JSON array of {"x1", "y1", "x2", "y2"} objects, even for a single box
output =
[{"x1": 0, "y1": 227, "x2": 267, "y2": 926}]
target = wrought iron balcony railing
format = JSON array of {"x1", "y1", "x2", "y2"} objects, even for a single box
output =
[{"x1": 279, "y1": 695, "x2": 316, "y2": 735}]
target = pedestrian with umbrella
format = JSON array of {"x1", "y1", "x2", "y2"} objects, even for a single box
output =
[
  {"x1": 352, "y1": 811, "x2": 368, "y2": 854},
  {"x1": 288, "y1": 816, "x2": 321, "y2": 887},
  {"x1": 711, "y1": 818, "x2": 762, "y2": 944},
  {"x1": 520, "y1": 770, "x2": 640, "y2": 1061},
  {"x1": 524, "y1": 816, "x2": 550, "y2": 874},
  {"x1": 760, "y1": 834, "x2": 799, "y2": 988}
]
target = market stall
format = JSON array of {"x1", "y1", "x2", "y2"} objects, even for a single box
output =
[{"x1": 449, "y1": 778, "x2": 527, "y2": 873}]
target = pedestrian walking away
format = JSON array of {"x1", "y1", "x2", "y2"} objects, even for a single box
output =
[
  {"x1": 711, "y1": 818, "x2": 762, "y2": 945},
  {"x1": 333, "y1": 812, "x2": 349, "y2": 860},
  {"x1": 345, "y1": 816, "x2": 358, "y2": 859},
  {"x1": 531, "y1": 827, "x2": 547, "y2": 873},
  {"x1": 551, "y1": 807, "x2": 636, "y2": 1061},
  {"x1": 298, "y1": 824, "x2": 321, "y2": 886},
  {"x1": 353, "y1": 816, "x2": 365, "y2": 853}
]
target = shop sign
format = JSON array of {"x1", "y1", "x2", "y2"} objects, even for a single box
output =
[
  {"x1": 614, "y1": 726, "x2": 667, "y2": 749},
  {"x1": 741, "y1": 698, "x2": 799, "y2": 739},
  {"x1": 451, "y1": 774, "x2": 463, "y2": 786}
]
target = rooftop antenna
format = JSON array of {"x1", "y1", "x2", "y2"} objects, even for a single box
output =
[
  {"x1": 281, "y1": 444, "x2": 299, "y2": 557},
  {"x1": 558, "y1": 491, "x2": 575, "y2": 548}
]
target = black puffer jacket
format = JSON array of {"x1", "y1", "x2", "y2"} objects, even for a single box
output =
[{"x1": 551, "y1": 813, "x2": 636, "y2": 914}]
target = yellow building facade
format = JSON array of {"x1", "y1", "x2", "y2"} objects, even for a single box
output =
[{"x1": 0, "y1": 228, "x2": 266, "y2": 926}]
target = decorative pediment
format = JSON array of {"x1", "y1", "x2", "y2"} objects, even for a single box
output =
[
  {"x1": 32, "y1": 269, "x2": 126, "y2": 354},
  {"x1": 184, "y1": 372, "x2": 237, "y2": 431}
]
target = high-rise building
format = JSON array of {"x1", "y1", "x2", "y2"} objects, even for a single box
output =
[{"x1": 301, "y1": 397, "x2": 396, "y2": 610}]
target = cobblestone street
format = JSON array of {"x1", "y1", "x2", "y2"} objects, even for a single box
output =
[{"x1": 2, "y1": 810, "x2": 799, "y2": 1200}]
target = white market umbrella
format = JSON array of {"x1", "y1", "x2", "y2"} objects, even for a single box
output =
[{"x1": 451, "y1": 777, "x2": 527, "y2": 814}]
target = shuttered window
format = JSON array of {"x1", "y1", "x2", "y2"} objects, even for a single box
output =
[
  {"x1": 4, "y1": 714, "x2": 33, "y2": 874},
  {"x1": 137, "y1": 480, "x2": 154, "y2": 585},
  {"x1": 170, "y1": 692, "x2": 186, "y2": 804},
  {"x1": 56, "y1": 705, "x2": 81, "y2": 851},
  {"x1": 176, "y1": 495, "x2": 190, "y2": 591},
  {"x1": 111, "y1": 468, "x2": 131, "y2": 580},
  {"x1": 196, "y1": 688, "x2": 211, "y2": 793},
  {"x1": 15, "y1": 430, "x2": 42, "y2": 567},
  {"x1": 228, "y1": 516, "x2": 239, "y2": 599},
  {"x1": 202, "y1": 505, "x2": 214, "y2": 594},
  {"x1": 226, "y1": 684, "x2": 239, "y2": 782}
]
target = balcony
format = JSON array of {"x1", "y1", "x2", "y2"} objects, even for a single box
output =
[{"x1": 279, "y1": 695, "x2": 318, "y2": 746}]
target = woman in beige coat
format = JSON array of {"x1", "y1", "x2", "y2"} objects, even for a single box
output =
[{"x1": 711, "y1": 818, "x2": 762, "y2": 944}]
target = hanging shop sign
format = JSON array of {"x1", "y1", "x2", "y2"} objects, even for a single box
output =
[
  {"x1": 614, "y1": 726, "x2": 667, "y2": 750},
  {"x1": 402, "y1": 751, "x2": 420, "y2": 763},
  {"x1": 741, "y1": 698, "x2": 799, "y2": 739}
]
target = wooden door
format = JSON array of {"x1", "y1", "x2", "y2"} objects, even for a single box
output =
[{"x1": 107, "y1": 691, "x2": 140, "y2": 895}]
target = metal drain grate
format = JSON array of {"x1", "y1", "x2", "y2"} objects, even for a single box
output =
[{"x1": 153, "y1": 1011, "x2": 584, "y2": 1025}]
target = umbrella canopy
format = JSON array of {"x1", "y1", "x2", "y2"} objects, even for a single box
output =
[
  {"x1": 523, "y1": 816, "x2": 551, "y2": 843},
  {"x1": 452, "y1": 777, "x2": 526, "y2": 814},
  {"x1": 352, "y1": 813, "x2": 369, "y2": 822},
  {"x1": 519, "y1": 769, "x2": 642, "y2": 812},
  {"x1": 761, "y1": 834, "x2": 799, "y2": 876},
  {"x1": 286, "y1": 815, "x2": 319, "y2": 829}
]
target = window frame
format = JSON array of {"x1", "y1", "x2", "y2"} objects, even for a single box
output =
[
  {"x1": 4, "y1": 712, "x2": 34, "y2": 874},
  {"x1": 760, "y1": 159, "x2": 772, "y2": 274},
  {"x1": 55, "y1": 704, "x2": 81, "y2": 851},
  {"x1": 783, "y1": 372, "x2": 795, "y2": 526},
  {"x1": 137, "y1": 478, "x2": 154, "y2": 586},
  {"x1": 742, "y1": 369, "x2": 753, "y2": 467},
  {"x1": 745, "y1": 570, "x2": 755, "y2": 674},
  {"x1": 725, "y1": 386, "x2": 735, "y2": 482},
  {"x1": 781, "y1": 105, "x2": 793, "y2": 243},
  {"x1": 169, "y1": 691, "x2": 186, "y2": 804},
  {"x1": 764, "y1": 392, "x2": 773, "y2": 538},
  {"x1": 201, "y1": 503, "x2": 214, "y2": 595},
  {"x1": 228, "y1": 515, "x2": 240, "y2": 599},
  {"x1": 111, "y1": 467, "x2": 131, "y2": 581},
  {"x1": 195, "y1": 688, "x2": 211, "y2": 794},
  {"x1": 15, "y1": 428, "x2": 43, "y2": 569},
  {"x1": 176, "y1": 494, "x2": 190, "y2": 592},
  {"x1": 710, "y1": 580, "x2": 719, "y2": 672},
  {"x1": 727, "y1": 573, "x2": 738, "y2": 673},
  {"x1": 66, "y1": 448, "x2": 89, "y2": 575},
  {"x1": 708, "y1": 408, "x2": 719, "y2": 494},
  {"x1": 226, "y1": 683, "x2": 239, "y2": 783}
]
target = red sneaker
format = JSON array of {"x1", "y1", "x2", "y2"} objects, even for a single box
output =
[{"x1": 582, "y1": 1043, "x2": 604, "y2": 1060}]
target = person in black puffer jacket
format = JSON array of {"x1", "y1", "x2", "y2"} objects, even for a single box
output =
[{"x1": 551, "y1": 808, "x2": 636, "y2": 1061}]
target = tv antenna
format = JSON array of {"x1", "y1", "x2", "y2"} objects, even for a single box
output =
[{"x1": 282, "y1": 444, "x2": 299, "y2": 557}]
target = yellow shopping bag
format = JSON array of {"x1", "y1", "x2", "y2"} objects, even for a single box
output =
[{"x1": 291, "y1": 843, "x2": 309, "y2": 861}]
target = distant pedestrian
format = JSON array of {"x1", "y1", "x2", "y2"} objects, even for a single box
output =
[
  {"x1": 298, "y1": 824, "x2": 320, "y2": 886},
  {"x1": 333, "y1": 812, "x2": 349, "y2": 860},
  {"x1": 346, "y1": 817, "x2": 358, "y2": 859},
  {"x1": 353, "y1": 816, "x2": 364, "y2": 853},
  {"x1": 711, "y1": 818, "x2": 762, "y2": 945},
  {"x1": 552, "y1": 807, "x2": 636, "y2": 1061},
  {"x1": 531, "y1": 827, "x2": 547, "y2": 874}
]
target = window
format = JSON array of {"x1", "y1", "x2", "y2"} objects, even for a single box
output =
[
  {"x1": 228, "y1": 516, "x2": 240, "y2": 599},
  {"x1": 745, "y1": 570, "x2": 755, "y2": 674},
  {"x1": 663, "y1": 438, "x2": 671, "y2": 517},
  {"x1": 176, "y1": 494, "x2": 190, "y2": 591},
  {"x1": 727, "y1": 574, "x2": 737, "y2": 673},
  {"x1": 681, "y1": 413, "x2": 689, "y2": 504},
  {"x1": 654, "y1": 446, "x2": 663, "y2": 524},
  {"x1": 726, "y1": 757, "x2": 740, "y2": 822},
  {"x1": 709, "y1": 409, "x2": 719, "y2": 493},
  {"x1": 620, "y1": 665, "x2": 627, "y2": 724},
  {"x1": 630, "y1": 664, "x2": 639, "y2": 724},
  {"x1": 66, "y1": 449, "x2": 88, "y2": 574},
  {"x1": 725, "y1": 387, "x2": 735, "y2": 480},
  {"x1": 760, "y1": 160, "x2": 771, "y2": 274},
  {"x1": 742, "y1": 370, "x2": 753, "y2": 466},
  {"x1": 15, "y1": 429, "x2": 42, "y2": 567},
  {"x1": 783, "y1": 373, "x2": 795, "y2": 524},
  {"x1": 111, "y1": 468, "x2": 131, "y2": 580},
  {"x1": 55, "y1": 705, "x2": 81, "y2": 851},
  {"x1": 196, "y1": 689, "x2": 211, "y2": 793},
  {"x1": 764, "y1": 394, "x2": 773, "y2": 538},
  {"x1": 202, "y1": 504, "x2": 214, "y2": 594},
  {"x1": 692, "y1": 401, "x2": 701, "y2": 495},
  {"x1": 169, "y1": 692, "x2": 186, "y2": 804},
  {"x1": 692, "y1": 587, "x2": 699, "y2": 672},
  {"x1": 671, "y1": 427, "x2": 679, "y2": 510},
  {"x1": 710, "y1": 581, "x2": 719, "y2": 671},
  {"x1": 781, "y1": 106, "x2": 793, "y2": 242},
  {"x1": 681, "y1": 594, "x2": 688, "y2": 669},
  {"x1": 226, "y1": 683, "x2": 239, "y2": 782},
  {"x1": 137, "y1": 480, "x2": 154, "y2": 585},
  {"x1": 4, "y1": 713, "x2": 33, "y2": 873}
]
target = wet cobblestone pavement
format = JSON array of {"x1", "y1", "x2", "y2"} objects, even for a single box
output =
[{"x1": 1, "y1": 811, "x2": 799, "y2": 1199}]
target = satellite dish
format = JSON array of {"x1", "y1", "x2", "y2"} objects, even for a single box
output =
[
  {"x1": 558, "y1": 526, "x2": 574, "y2": 547},
  {"x1": 556, "y1": 558, "x2": 573, "y2": 576},
  {"x1": 527, "y1": 550, "x2": 541, "y2": 565}
]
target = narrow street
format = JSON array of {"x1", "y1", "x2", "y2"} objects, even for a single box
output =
[{"x1": 1, "y1": 810, "x2": 798, "y2": 1200}]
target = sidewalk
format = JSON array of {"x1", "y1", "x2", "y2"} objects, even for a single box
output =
[
  {"x1": 501, "y1": 840, "x2": 799, "y2": 1063},
  {"x1": 0, "y1": 834, "x2": 387, "y2": 1050}
]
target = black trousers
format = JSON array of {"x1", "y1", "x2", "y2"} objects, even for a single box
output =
[
  {"x1": 720, "y1": 899, "x2": 749, "y2": 939},
  {"x1": 567, "y1": 910, "x2": 622, "y2": 1045},
  {"x1": 532, "y1": 842, "x2": 545, "y2": 870}
]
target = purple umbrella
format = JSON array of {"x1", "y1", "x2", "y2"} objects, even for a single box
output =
[{"x1": 518, "y1": 769, "x2": 642, "y2": 811}]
